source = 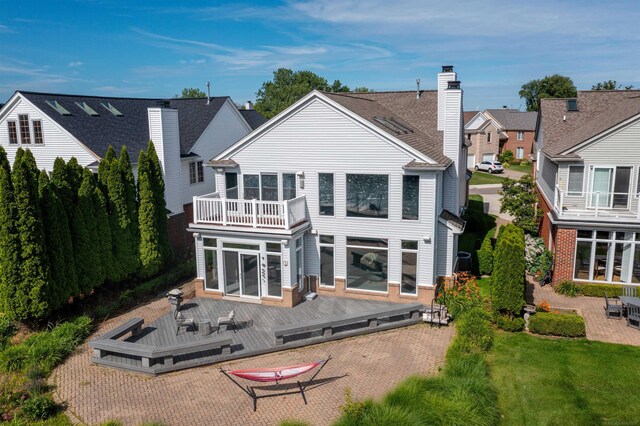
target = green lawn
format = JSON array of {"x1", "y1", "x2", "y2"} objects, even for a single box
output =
[
  {"x1": 469, "y1": 171, "x2": 506, "y2": 185},
  {"x1": 505, "y1": 162, "x2": 533, "y2": 174},
  {"x1": 489, "y1": 332, "x2": 640, "y2": 426}
]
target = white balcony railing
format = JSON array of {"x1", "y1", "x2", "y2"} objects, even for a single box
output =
[
  {"x1": 193, "y1": 193, "x2": 307, "y2": 230},
  {"x1": 553, "y1": 185, "x2": 640, "y2": 219}
]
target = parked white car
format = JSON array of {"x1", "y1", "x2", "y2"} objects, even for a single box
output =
[{"x1": 474, "y1": 161, "x2": 504, "y2": 174}]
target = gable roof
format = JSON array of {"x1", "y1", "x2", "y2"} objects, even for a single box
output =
[
  {"x1": 323, "y1": 91, "x2": 451, "y2": 166},
  {"x1": 463, "y1": 111, "x2": 478, "y2": 125},
  {"x1": 539, "y1": 90, "x2": 640, "y2": 157},
  {"x1": 14, "y1": 92, "x2": 257, "y2": 159},
  {"x1": 485, "y1": 109, "x2": 536, "y2": 131}
]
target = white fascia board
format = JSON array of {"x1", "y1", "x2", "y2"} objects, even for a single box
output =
[
  {"x1": 4, "y1": 92, "x2": 100, "y2": 163},
  {"x1": 463, "y1": 110, "x2": 484, "y2": 130},
  {"x1": 560, "y1": 113, "x2": 640, "y2": 156},
  {"x1": 214, "y1": 90, "x2": 436, "y2": 164}
]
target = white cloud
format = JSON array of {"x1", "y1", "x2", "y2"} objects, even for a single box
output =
[{"x1": 68, "y1": 61, "x2": 84, "y2": 67}]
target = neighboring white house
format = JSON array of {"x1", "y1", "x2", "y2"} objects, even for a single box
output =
[
  {"x1": 0, "y1": 92, "x2": 266, "y2": 255},
  {"x1": 188, "y1": 66, "x2": 467, "y2": 307},
  {"x1": 534, "y1": 90, "x2": 640, "y2": 286}
]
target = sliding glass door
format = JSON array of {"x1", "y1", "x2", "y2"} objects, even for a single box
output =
[{"x1": 590, "y1": 167, "x2": 613, "y2": 208}]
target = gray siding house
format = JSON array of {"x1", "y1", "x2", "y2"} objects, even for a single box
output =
[
  {"x1": 189, "y1": 67, "x2": 467, "y2": 307},
  {"x1": 535, "y1": 90, "x2": 640, "y2": 286}
]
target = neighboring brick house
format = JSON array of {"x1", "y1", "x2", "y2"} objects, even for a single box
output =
[
  {"x1": 0, "y1": 92, "x2": 266, "y2": 256},
  {"x1": 534, "y1": 90, "x2": 640, "y2": 286},
  {"x1": 464, "y1": 108, "x2": 536, "y2": 166}
]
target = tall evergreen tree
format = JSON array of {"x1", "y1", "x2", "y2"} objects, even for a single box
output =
[
  {"x1": 38, "y1": 172, "x2": 78, "y2": 310},
  {"x1": 93, "y1": 186, "x2": 115, "y2": 283},
  {"x1": 120, "y1": 147, "x2": 140, "y2": 275},
  {"x1": 138, "y1": 150, "x2": 162, "y2": 277},
  {"x1": 12, "y1": 149, "x2": 50, "y2": 319},
  {"x1": 146, "y1": 141, "x2": 172, "y2": 263},
  {"x1": 0, "y1": 147, "x2": 22, "y2": 319},
  {"x1": 51, "y1": 157, "x2": 74, "y2": 219},
  {"x1": 98, "y1": 146, "x2": 116, "y2": 193},
  {"x1": 72, "y1": 170, "x2": 102, "y2": 293}
]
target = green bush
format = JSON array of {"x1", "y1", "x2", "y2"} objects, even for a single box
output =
[
  {"x1": 578, "y1": 283, "x2": 623, "y2": 298},
  {"x1": 491, "y1": 225, "x2": 526, "y2": 317},
  {"x1": 19, "y1": 394, "x2": 60, "y2": 421},
  {"x1": 437, "y1": 273, "x2": 483, "y2": 320},
  {"x1": 0, "y1": 344, "x2": 29, "y2": 372},
  {"x1": 529, "y1": 312, "x2": 586, "y2": 337},
  {"x1": 477, "y1": 230, "x2": 494, "y2": 275},
  {"x1": 498, "y1": 150, "x2": 514, "y2": 164},
  {"x1": 451, "y1": 308, "x2": 494, "y2": 354},
  {"x1": 554, "y1": 280, "x2": 582, "y2": 297},
  {"x1": 495, "y1": 314, "x2": 525, "y2": 332}
]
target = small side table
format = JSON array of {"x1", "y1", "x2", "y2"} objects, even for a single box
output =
[{"x1": 198, "y1": 319, "x2": 212, "y2": 336}]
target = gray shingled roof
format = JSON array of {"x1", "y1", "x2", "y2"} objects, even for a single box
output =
[
  {"x1": 486, "y1": 109, "x2": 537, "y2": 131},
  {"x1": 18, "y1": 92, "x2": 258, "y2": 160},
  {"x1": 239, "y1": 109, "x2": 268, "y2": 130},
  {"x1": 539, "y1": 90, "x2": 640, "y2": 157},
  {"x1": 323, "y1": 91, "x2": 452, "y2": 166}
]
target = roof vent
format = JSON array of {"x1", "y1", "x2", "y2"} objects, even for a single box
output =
[
  {"x1": 75, "y1": 101, "x2": 99, "y2": 116},
  {"x1": 442, "y1": 65, "x2": 454, "y2": 72},
  {"x1": 45, "y1": 100, "x2": 72, "y2": 116},
  {"x1": 567, "y1": 99, "x2": 578, "y2": 111},
  {"x1": 447, "y1": 81, "x2": 461, "y2": 89},
  {"x1": 100, "y1": 103, "x2": 123, "y2": 117},
  {"x1": 416, "y1": 79, "x2": 421, "y2": 100}
]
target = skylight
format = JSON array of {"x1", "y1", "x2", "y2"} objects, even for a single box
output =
[
  {"x1": 75, "y1": 101, "x2": 99, "y2": 116},
  {"x1": 567, "y1": 99, "x2": 579, "y2": 112},
  {"x1": 373, "y1": 116, "x2": 414, "y2": 135},
  {"x1": 100, "y1": 102, "x2": 124, "y2": 117},
  {"x1": 45, "y1": 100, "x2": 72, "y2": 116}
]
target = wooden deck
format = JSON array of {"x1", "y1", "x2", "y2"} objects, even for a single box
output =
[{"x1": 92, "y1": 296, "x2": 425, "y2": 375}]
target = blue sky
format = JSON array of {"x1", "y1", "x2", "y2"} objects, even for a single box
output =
[{"x1": 1, "y1": 0, "x2": 639, "y2": 111}]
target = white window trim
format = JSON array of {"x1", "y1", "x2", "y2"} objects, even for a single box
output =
[
  {"x1": 265, "y1": 244, "x2": 283, "y2": 299},
  {"x1": 400, "y1": 241, "x2": 419, "y2": 295},
  {"x1": 573, "y1": 230, "x2": 640, "y2": 284},
  {"x1": 318, "y1": 235, "x2": 335, "y2": 288},
  {"x1": 32, "y1": 120, "x2": 44, "y2": 145},
  {"x1": 345, "y1": 237, "x2": 389, "y2": 293},
  {"x1": 402, "y1": 174, "x2": 420, "y2": 221},
  {"x1": 18, "y1": 114, "x2": 31, "y2": 144},
  {"x1": 566, "y1": 165, "x2": 585, "y2": 196},
  {"x1": 7, "y1": 121, "x2": 18, "y2": 145},
  {"x1": 318, "y1": 172, "x2": 335, "y2": 217},
  {"x1": 517, "y1": 131, "x2": 524, "y2": 141}
]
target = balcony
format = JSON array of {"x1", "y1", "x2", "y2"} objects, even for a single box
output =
[
  {"x1": 553, "y1": 185, "x2": 640, "y2": 220},
  {"x1": 192, "y1": 193, "x2": 308, "y2": 230}
]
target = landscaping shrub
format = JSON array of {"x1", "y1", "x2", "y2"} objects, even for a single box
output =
[
  {"x1": 450, "y1": 308, "x2": 493, "y2": 354},
  {"x1": 0, "y1": 316, "x2": 16, "y2": 348},
  {"x1": 477, "y1": 230, "x2": 494, "y2": 276},
  {"x1": 19, "y1": 394, "x2": 60, "y2": 421},
  {"x1": 554, "y1": 280, "x2": 582, "y2": 297},
  {"x1": 491, "y1": 225, "x2": 526, "y2": 317},
  {"x1": 495, "y1": 314, "x2": 525, "y2": 332},
  {"x1": 437, "y1": 273, "x2": 483, "y2": 319},
  {"x1": 577, "y1": 283, "x2": 623, "y2": 298},
  {"x1": 529, "y1": 312, "x2": 586, "y2": 337},
  {"x1": 525, "y1": 234, "x2": 553, "y2": 278},
  {"x1": 498, "y1": 150, "x2": 514, "y2": 164}
]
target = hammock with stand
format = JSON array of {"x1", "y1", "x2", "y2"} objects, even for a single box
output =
[{"x1": 220, "y1": 356, "x2": 332, "y2": 411}]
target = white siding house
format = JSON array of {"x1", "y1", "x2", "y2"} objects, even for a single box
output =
[
  {"x1": 189, "y1": 67, "x2": 466, "y2": 307},
  {"x1": 0, "y1": 91, "x2": 265, "y2": 255}
]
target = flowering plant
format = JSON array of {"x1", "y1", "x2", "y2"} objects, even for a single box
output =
[{"x1": 437, "y1": 273, "x2": 483, "y2": 319}]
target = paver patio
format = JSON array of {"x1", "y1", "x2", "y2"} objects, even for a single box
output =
[
  {"x1": 51, "y1": 281, "x2": 455, "y2": 426},
  {"x1": 530, "y1": 282, "x2": 640, "y2": 346}
]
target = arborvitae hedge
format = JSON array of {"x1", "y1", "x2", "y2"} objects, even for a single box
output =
[
  {"x1": 477, "y1": 230, "x2": 494, "y2": 276},
  {"x1": 138, "y1": 150, "x2": 163, "y2": 278},
  {"x1": 0, "y1": 148, "x2": 22, "y2": 319},
  {"x1": 11, "y1": 149, "x2": 50, "y2": 320},
  {"x1": 146, "y1": 141, "x2": 172, "y2": 264},
  {"x1": 38, "y1": 173, "x2": 78, "y2": 310},
  {"x1": 490, "y1": 224, "x2": 526, "y2": 317},
  {"x1": 93, "y1": 187, "x2": 115, "y2": 283}
]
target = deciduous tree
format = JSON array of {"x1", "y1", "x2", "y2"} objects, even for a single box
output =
[
  {"x1": 591, "y1": 80, "x2": 634, "y2": 90},
  {"x1": 519, "y1": 74, "x2": 577, "y2": 112},
  {"x1": 499, "y1": 174, "x2": 542, "y2": 234},
  {"x1": 175, "y1": 87, "x2": 207, "y2": 98}
]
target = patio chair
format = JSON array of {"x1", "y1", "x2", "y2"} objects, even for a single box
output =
[
  {"x1": 217, "y1": 309, "x2": 237, "y2": 333},
  {"x1": 626, "y1": 305, "x2": 640, "y2": 329},
  {"x1": 603, "y1": 291, "x2": 622, "y2": 319},
  {"x1": 175, "y1": 311, "x2": 196, "y2": 335},
  {"x1": 622, "y1": 285, "x2": 637, "y2": 298}
]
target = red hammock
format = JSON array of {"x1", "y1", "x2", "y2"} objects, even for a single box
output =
[
  {"x1": 220, "y1": 356, "x2": 331, "y2": 411},
  {"x1": 228, "y1": 361, "x2": 322, "y2": 383}
]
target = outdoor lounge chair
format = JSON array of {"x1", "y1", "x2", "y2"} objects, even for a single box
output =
[
  {"x1": 604, "y1": 291, "x2": 622, "y2": 319},
  {"x1": 627, "y1": 305, "x2": 640, "y2": 329},
  {"x1": 175, "y1": 311, "x2": 196, "y2": 335},
  {"x1": 217, "y1": 309, "x2": 237, "y2": 333}
]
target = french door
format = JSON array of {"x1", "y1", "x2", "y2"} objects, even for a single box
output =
[
  {"x1": 589, "y1": 166, "x2": 631, "y2": 209},
  {"x1": 223, "y1": 251, "x2": 260, "y2": 298}
]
